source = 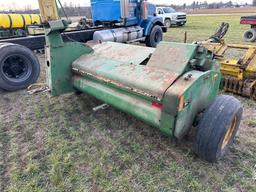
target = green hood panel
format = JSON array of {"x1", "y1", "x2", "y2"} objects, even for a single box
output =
[{"x1": 72, "y1": 42, "x2": 198, "y2": 101}]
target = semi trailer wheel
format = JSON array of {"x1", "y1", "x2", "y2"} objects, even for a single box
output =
[
  {"x1": 145, "y1": 25, "x2": 163, "y2": 48},
  {"x1": 0, "y1": 43, "x2": 40, "y2": 91},
  {"x1": 243, "y1": 29, "x2": 256, "y2": 42},
  {"x1": 193, "y1": 95, "x2": 243, "y2": 163}
]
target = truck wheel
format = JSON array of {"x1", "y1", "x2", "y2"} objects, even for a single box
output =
[
  {"x1": 145, "y1": 25, "x2": 163, "y2": 48},
  {"x1": 243, "y1": 29, "x2": 256, "y2": 42},
  {"x1": 0, "y1": 43, "x2": 40, "y2": 91},
  {"x1": 193, "y1": 95, "x2": 243, "y2": 163},
  {"x1": 164, "y1": 19, "x2": 171, "y2": 28}
]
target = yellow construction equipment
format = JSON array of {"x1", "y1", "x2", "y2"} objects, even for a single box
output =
[{"x1": 200, "y1": 23, "x2": 256, "y2": 100}]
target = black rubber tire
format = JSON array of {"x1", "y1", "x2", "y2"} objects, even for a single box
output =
[
  {"x1": 193, "y1": 95, "x2": 243, "y2": 163},
  {"x1": 243, "y1": 29, "x2": 256, "y2": 42},
  {"x1": 0, "y1": 43, "x2": 40, "y2": 91},
  {"x1": 164, "y1": 19, "x2": 171, "y2": 28},
  {"x1": 145, "y1": 25, "x2": 163, "y2": 48}
]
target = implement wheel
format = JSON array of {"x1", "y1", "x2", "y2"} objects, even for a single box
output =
[
  {"x1": 0, "y1": 43, "x2": 40, "y2": 91},
  {"x1": 194, "y1": 95, "x2": 243, "y2": 162},
  {"x1": 243, "y1": 29, "x2": 256, "y2": 42},
  {"x1": 145, "y1": 25, "x2": 163, "y2": 48}
]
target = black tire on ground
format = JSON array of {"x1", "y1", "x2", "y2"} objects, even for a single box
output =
[
  {"x1": 164, "y1": 19, "x2": 171, "y2": 28},
  {"x1": 145, "y1": 25, "x2": 163, "y2": 48},
  {"x1": 193, "y1": 95, "x2": 243, "y2": 163},
  {"x1": 243, "y1": 29, "x2": 256, "y2": 42},
  {"x1": 0, "y1": 43, "x2": 40, "y2": 91}
]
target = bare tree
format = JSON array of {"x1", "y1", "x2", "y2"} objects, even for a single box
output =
[
  {"x1": 24, "y1": 4, "x2": 32, "y2": 11},
  {"x1": 11, "y1": 2, "x2": 17, "y2": 11}
]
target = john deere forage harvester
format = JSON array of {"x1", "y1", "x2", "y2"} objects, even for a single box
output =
[{"x1": 38, "y1": 0, "x2": 243, "y2": 162}]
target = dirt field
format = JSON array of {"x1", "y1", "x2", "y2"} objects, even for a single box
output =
[{"x1": 0, "y1": 14, "x2": 256, "y2": 191}]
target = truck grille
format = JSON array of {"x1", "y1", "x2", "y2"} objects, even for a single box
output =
[{"x1": 177, "y1": 15, "x2": 186, "y2": 20}]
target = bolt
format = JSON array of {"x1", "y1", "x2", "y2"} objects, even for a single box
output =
[{"x1": 184, "y1": 74, "x2": 193, "y2": 81}]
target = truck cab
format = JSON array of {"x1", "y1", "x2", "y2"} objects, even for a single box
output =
[
  {"x1": 156, "y1": 6, "x2": 187, "y2": 27},
  {"x1": 91, "y1": 0, "x2": 166, "y2": 47}
]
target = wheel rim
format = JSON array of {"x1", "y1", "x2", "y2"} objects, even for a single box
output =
[
  {"x1": 165, "y1": 20, "x2": 171, "y2": 27},
  {"x1": 221, "y1": 116, "x2": 237, "y2": 150},
  {"x1": 1, "y1": 54, "x2": 32, "y2": 83},
  {"x1": 247, "y1": 32, "x2": 253, "y2": 39},
  {"x1": 154, "y1": 30, "x2": 161, "y2": 44}
]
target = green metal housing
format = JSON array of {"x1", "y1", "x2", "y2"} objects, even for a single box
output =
[{"x1": 44, "y1": 19, "x2": 221, "y2": 139}]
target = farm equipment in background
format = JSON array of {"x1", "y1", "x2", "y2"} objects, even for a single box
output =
[
  {"x1": 35, "y1": 0, "x2": 243, "y2": 163},
  {"x1": 200, "y1": 22, "x2": 256, "y2": 100},
  {"x1": 0, "y1": 0, "x2": 166, "y2": 92},
  {"x1": 0, "y1": 13, "x2": 93, "y2": 39},
  {"x1": 240, "y1": 15, "x2": 256, "y2": 42},
  {"x1": 0, "y1": 14, "x2": 41, "y2": 39}
]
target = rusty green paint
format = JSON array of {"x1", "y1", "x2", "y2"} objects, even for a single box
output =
[
  {"x1": 147, "y1": 42, "x2": 198, "y2": 74},
  {"x1": 72, "y1": 42, "x2": 199, "y2": 102},
  {"x1": 88, "y1": 42, "x2": 155, "y2": 65},
  {"x1": 44, "y1": 20, "x2": 221, "y2": 138},
  {"x1": 163, "y1": 70, "x2": 221, "y2": 138},
  {"x1": 73, "y1": 76, "x2": 162, "y2": 128},
  {"x1": 45, "y1": 31, "x2": 93, "y2": 96},
  {"x1": 73, "y1": 56, "x2": 177, "y2": 101},
  {"x1": 71, "y1": 41, "x2": 221, "y2": 137}
]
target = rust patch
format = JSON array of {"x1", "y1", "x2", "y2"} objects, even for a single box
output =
[
  {"x1": 72, "y1": 64, "x2": 178, "y2": 102},
  {"x1": 147, "y1": 44, "x2": 188, "y2": 72},
  {"x1": 72, "y1": 42, "x2": 195, "y2": 101},
  {"x1": 15, "y1": 126, "x2": 29, "y2": 170},
  {"x1": 34, "y1": 127, "x2": 46, "y2": 156},
  {"x1": 77, "y1": 41, "x2": 155, "y2": 65},
  {"x1": 73, "y1": 70, "x2": 162, "y2": 101}
]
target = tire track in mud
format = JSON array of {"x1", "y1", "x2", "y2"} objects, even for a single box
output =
[
  {"x1": 0, "y1": 124, "x2": 11, "y2": 191},
  {"x1": 0, "y1": 93, "x2": 16, "y2": 191},
  {"x1": 15, "y1": 125, "x2": 29, "y2": 171},
  {"x1": 13, "y1": 93, "x2": 34, "y2": 172},
  {"x1": 0, "y1": 91, "x2": 43, "y2": 190},
  {"x1": 32, "y1": 95, "x2": 47, "y2": 159},
  {"x1": 0, "y1": 93, "x2": 22, "y2": 191}
]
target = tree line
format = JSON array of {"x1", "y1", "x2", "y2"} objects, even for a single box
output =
[
  {"x1": 168, "y1": 1, "x2": 254, "y2": 10},
  {"x1": 1, "y1": 0, "x2": 255, "y2": 17}
]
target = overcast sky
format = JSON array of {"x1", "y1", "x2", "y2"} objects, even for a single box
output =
[{"x1": 0, "y1": 0, "x2": 252, "y2": 11}]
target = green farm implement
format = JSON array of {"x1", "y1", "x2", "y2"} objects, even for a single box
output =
[{"x1": 38, "y1": 0, "x2": 243, "y2": 162}]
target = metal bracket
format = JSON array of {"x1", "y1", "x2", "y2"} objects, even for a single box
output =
[{"x1": 46, "y1": 20, "x2": 71, "y2": 35}]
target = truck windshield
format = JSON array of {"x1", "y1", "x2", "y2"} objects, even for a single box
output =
[{"x1": 163, "y1": 7, "x2": 176, "y2": 13}]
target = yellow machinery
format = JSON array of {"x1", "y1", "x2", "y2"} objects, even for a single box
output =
[
  {"x1": 0, "y1": 14, "x2": 41, "y2": 29},
  {"x1": 201, "y1": 23, "x2": 256, "y2": 100}
]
